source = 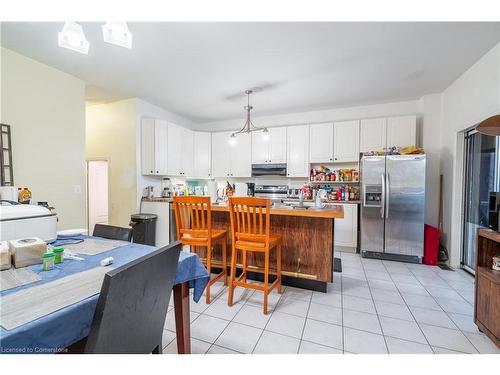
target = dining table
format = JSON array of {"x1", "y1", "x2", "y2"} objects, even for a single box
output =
[{"x1": 0, "y1": 236, "x2": 209, "y2": 354}]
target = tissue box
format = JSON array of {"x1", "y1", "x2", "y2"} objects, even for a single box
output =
[
  {"x1": 9, "y1": 238, "x2": 47, "y2": 268},
  {"x1": 0, "y1": 241, "x2": 11, "y2": 270}
]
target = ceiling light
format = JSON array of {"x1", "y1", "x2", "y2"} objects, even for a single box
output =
[
  {"x1": 230, "y1": 90, "x2": 268, "y2": 139},
  {"x1": 102, "y1": 22, "x2": 132, "y2": 49},
  {"x1": 58, "y1": 22, "x2": 89, "y2": 54}
]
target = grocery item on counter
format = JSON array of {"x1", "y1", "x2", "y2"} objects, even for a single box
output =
[
  {"x1": 18, "y1": 187, "x2": 32, "y2": 204},
  {"x1": 309, "y1": 166, "x2": 359, "y2": 182}
]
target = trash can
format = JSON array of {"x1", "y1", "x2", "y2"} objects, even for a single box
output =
[
  {"x1": 130, "y1": 213, "x2": 158, "y2": 246},
  {"x1": 423, "y1": 224, "x2": 440, "y2": 265}
]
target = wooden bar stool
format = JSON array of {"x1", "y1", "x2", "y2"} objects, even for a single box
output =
[
  {"x1": 227, "y1": 197, "x2": 282, "y2": 314},
  {"x1": 173, "y1": 196, "x2": 227, "y2": 304}
]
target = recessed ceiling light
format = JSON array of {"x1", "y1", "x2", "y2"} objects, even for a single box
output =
[
  {"x1": 58, "y1": 22, "x2": 89, "y2": 54},
  {"x1": 102, "y1": 22, "x2": 132, "y2": 49}
]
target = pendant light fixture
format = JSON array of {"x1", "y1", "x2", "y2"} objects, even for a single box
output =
[
  {"x1": 475, "y1": 114, "x2": 500, "y2": 136},
  {"x1": 230, "y1": 90, "x2": 268, "y2": 139}
]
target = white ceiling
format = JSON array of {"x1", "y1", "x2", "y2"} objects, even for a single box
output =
[{"x1": 1, "y1": 22, "x2": 499, "y2": 124}]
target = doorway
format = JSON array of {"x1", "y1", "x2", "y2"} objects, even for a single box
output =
[
  {"x1": 87, "y1": 160, "x2": 109, "y2": 234},
  {"x1": 461, "y1": 130, "x2": 499, "y2": 273}
]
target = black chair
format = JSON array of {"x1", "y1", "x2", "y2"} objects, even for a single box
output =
[
  {"x1": 93, "y1": 224, "x2": 133, "y2": 242},
  {"x1": 84, "y1": 241, "x2": 181, "y2": 354}
]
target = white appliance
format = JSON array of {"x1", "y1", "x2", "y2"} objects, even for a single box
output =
[
  {"x1": 0, "y1": 186, "x2": 18, "y2": 202},
  {"x1": 0, "y1": 204, "x2": 57, "y2": 243}
]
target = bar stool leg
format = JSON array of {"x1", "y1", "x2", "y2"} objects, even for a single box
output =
[
  {"x1": 264, "y1": 250, "x2": 269, "y2": 315},
  {"x1": 206, "y1": 243, "x2": 212, "y2": 304},
  {"x1": 222, "y1": 239, "x2": 228, "y2": 286},
  {"x1": 228, "y1": 245, "x2": 237, "y2": 306},
  {"x1": 277, "y1": 243, "x2": 282, "y2": 294}
]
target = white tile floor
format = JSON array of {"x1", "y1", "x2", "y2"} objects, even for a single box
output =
[{"x1": 162, "y1": 251, "x2": 500, "y2": 354}]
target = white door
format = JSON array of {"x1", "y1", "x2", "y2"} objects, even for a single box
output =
[
  {"x1": 154, "y1": 120, "x2": 168, "y2": 175},
  {"x1": 360, "y1": 118, "x2": 387, "y2": 153},
  {"x1": 309, "y1": 123, "x2": 334, "y2": 163},
  {"x1": 230, "y1": 133, "x2": 252, "y2": 177},
  {"x1": 333, "y1": 120, "x2": 360, "y2": 162},
  {"x1": 334, "y1": 203, "x2": 358, "y2": 248},
  {"x1": 167, "y1": 123, "x2": 183, "y2": 175},
  {"x1": 182, "y1": 128, "x2": 194, "y2": 176},
  {"x1": 193, "y1": 132, "x2": 212, "y2": 178},
  {"x1": 287, "y1": 125, "x2": 310, "y2": 177},
  {"x1": 386, "y1": 115, "x2": 417, "y2": 148},
  {"x1": 211, "y1": 131, "x2": 232, "y2": 177},
  {"x1": 87, "y1": 160, "x2": 109, "y2": 235},
  {"x1": 141, "y1": 119, "x2": 155, "y2": 175},
  {"x1": 268, "y1": 127, "x2": 287, "y2": 163},
  {"x1": 251, "y1": 131, "x2": 269, "y2": 164}
]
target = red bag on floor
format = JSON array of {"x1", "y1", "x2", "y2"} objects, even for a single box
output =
[{"x1": 423, "y1": 224, "x2": 440, "y2": 265}]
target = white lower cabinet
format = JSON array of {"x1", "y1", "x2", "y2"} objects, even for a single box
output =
[{"x1": 334, "y1": 203, "x2": 358, "y2": 249}]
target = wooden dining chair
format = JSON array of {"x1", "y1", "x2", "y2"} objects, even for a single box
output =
[
  {"x1": 173, "y1": 196, "x2": 227, "y2": 304},
  {"x1": 227, "y1": 197, "x2": 282, "y2": 314}
]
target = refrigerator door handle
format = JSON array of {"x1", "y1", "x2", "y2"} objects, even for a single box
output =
[
  {"x1": 385, "y1": 173, "x2": 390, "y2": 219},
  {"x1": 380, "y1": 173, "x2": 385, "y2": 218}
]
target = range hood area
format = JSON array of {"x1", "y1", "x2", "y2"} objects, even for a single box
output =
[{"x1": 251, "y1": 163, "x2": 287, "y2": 177}]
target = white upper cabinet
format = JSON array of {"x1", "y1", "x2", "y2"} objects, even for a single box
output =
[
  {"x1": 309, "y1": 123, "x2": 334, "y2": 163},
  {"x1": 333, "y1": 120, "x2": 359, "y2": 162},
  {"x1": 360, "y1": 118, "x2": 387, "y2": 153},
  {"x1": 166, "y1": 123, "x2": 183, "y2": 176},
  {"x1": 251, "y1": 127, "x2": 287, "y2": 164},
  {"x1": 181, "y1": 128, "x2": 194, "y2": 176},
  {"x1": 211, "y1": 132, "x2": 252, "y2": 178},
  {"x1": 386, "y1": 115, "x2": 417, "y2": 148},
  {"x1": 287, "y1": 125, "x2": 309, "y2": 177},
  {"x1": 141, "y1": 118, "x2": 168, "y2": 175},
  {"x1": 193, "y1": 132, "x2": 212, "y2": 178},
  {"x1": 231, "y1": 133, "x2": 252, "y2": 177},
  {"x1": 251, "y1": 131, "x2": 269, "y2": 164}
]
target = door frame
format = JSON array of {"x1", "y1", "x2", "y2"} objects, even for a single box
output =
[{"x1": 86, "y1": 158, "x2": 111, "y2": 234}]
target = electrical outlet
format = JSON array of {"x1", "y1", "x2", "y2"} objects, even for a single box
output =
[{"x1": 73, "y1": 185, "x2": 82, "y2": 194}]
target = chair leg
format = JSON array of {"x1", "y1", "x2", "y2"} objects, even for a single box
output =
[
  {"x1": 222, "y1": 239, "x2": 228, "y2": 286},
  {"x1": 264, "y1": 250, "x2": 269, "y2": 315},
  {"x1": 228, "y1": 245, "x2": 237, "y2": 307},
  {"x1": 242, "y1": 250, "x2": 247, "y2": 282},
  {"x1": 277, "y1": 243, "x2": 282, "y2": 294},
  {"x1": 206, "y1": 244, "x2": 212, "y2": 304}
]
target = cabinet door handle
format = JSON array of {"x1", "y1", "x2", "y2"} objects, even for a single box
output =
[
  {"x1": 150, "y1": 170, "x2": 153, "y2": 173},
  {"x1": 156, "y1": 171, "x2": 159, "y2": 173}
]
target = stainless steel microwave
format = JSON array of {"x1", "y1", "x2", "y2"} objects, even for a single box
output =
[{"x1": 251, "y1": 163, "x2": 287, "y2": 177}]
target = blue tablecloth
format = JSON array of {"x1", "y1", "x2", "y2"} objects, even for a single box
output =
[{"x1": 0, "y1": 237, "x2": 209, "y2": 353}]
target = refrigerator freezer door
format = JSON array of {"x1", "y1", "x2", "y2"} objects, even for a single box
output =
[
  {"x1": 384, "y1": 155, "x2": 425, "y2": 258},
  {"x1": 360, "y1": 156, "x2": 386, "y2": 254}
]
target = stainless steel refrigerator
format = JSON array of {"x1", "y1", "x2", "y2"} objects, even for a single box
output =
[{"x1": 360, "y1": 154, "x2": 426, "y2": 263}]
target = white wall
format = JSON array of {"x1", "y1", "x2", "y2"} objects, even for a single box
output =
[
  {"x1": 440, "y1": 42, "x2": 500, "y2": 267},
  {"x1": 86, "y1": 99, "x2": 138, "y2": 227},
  {"x1": 0, "y1": 47, "x2": 86, "y2": 230}
]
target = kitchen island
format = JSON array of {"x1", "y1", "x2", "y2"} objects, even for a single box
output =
[{"x1": 202, "y1": 203, "x2": 344, "y2": 292}]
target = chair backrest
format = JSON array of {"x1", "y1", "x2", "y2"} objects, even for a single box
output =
[
  {"x1": 93, "y1": 224, "x2": 133, "y2": 242},
  {"x1": 173, "y1": 196, "x2": 211, "y2": 240},
  {"x1": 84, "y1": 241, "x2": 181, "y2": 354},
  {"x1": 228, "y1": 197, "x2": 271, "y2": 246}
]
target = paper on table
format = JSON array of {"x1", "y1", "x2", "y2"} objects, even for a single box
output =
[
  {"x1": 62, "y1": 238, "x2": 128, "y2": 255},
  {"x1": 0, "y1": 267, "x2": 110, "y2": 330},
  {"x1": 0, "y1": 268, "x2": 41, "y2": 292}
]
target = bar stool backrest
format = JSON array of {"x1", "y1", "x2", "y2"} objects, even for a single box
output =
[
  {"x1": 228, "y1": 197, "x2": 271, "y2": 247},
  {"x1": 173, "y1": 196, "x2": 212, "y2": 240}
]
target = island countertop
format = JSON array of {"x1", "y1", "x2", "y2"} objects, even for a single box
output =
[{"x1": 209, "y1": 203, "x2": 344, "y2": 219}]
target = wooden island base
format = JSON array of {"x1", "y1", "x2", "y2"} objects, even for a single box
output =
[{"x1": 191, "y1": 205, "x2": 344, "y2": 292}]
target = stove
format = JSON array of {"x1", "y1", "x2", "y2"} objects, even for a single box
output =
[{"x1": 254, "y1": 185, "x2": 288, "y2": 202}]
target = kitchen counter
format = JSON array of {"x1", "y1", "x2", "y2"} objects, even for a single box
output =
[{"x1": 210, "y1": 202, "x2": 344, "y2": 219}]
